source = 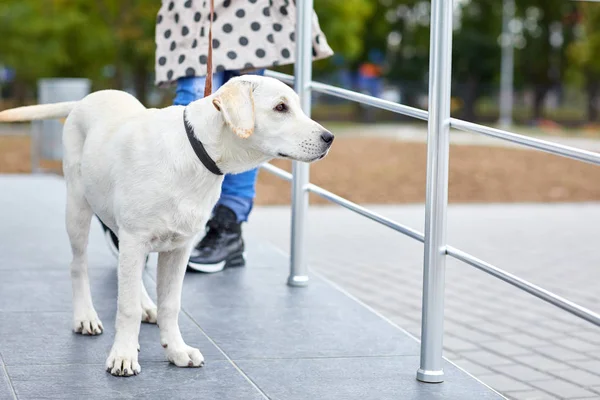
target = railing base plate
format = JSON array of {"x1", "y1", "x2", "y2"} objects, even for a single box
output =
[
  {"x1": 287, "y1": 275, "x2": 309, "y2": 287},
  {"x1": 416, "y1": 368, "x2": 445, "y2": 383}
]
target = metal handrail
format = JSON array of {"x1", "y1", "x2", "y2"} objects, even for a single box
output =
[
  {"x1": 260, "y1": 161, "x2": 600, "y2": 328},
  {"x1": 277, "y1": 0, "x2": 599, "y2": 385},
  {"x1": 447, "y1": 246, "x2": 600, "y2": 326},
  {"x1": 260, "y1": 164, "x2": 425, "y2": 242},
  {"x1": 450, "y1": 118, "x2": 600, "y2": 166}
]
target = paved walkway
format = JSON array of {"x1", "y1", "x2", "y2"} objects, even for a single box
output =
[
  {"x1": 0, "y1": 175, "x2": 501, "y2": 400},
  {"x1": 247, "y1": 203, "x2": 600, "y2": 400}
]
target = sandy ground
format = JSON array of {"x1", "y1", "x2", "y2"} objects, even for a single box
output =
[{"x1": 2, "y1": 135, "x2": 599, "y2": 205}]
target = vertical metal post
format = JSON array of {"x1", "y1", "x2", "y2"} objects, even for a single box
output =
[
  {"x1": 417, "y1": 0, "x2": 453, "y2": 384},
  {"x1": 499, "y1": 0, "x2": 515, "y2": 128},
  {"x1": 288, "y1": 0, "x2": 313, "y2": 287}
]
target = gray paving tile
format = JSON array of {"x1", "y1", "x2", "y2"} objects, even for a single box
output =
[
  {"x1": 472, "y1": 321, "x2": 519, "y2": 336},
  {"x1": 180, "y1": 248, "x2": 420, "y2": 360},
  {"x1": 514, "y1": 354, "x2": 573, "y2": 372},
  {"x1": 523, "y1": 326, "x2": 566, "y2": 340},
  {"x1": 446, "y1": 313, "x2": 485, "y2": 325},
  {"x1": 576, "y1": 360, "x2": 600, "y2": 374},
  {"x1": 0, "y1": 177, "x2": 113, "y2": 271},
  {"x1": 236, "y1": 356, "x2": 504, "y2": 400},
  {"x1": 529, "y1": 379, "x2": 598, "y2": 399},
  {"x1": 0, "y1": 354, "x2": 16, "y2": 400},
  {"x1": 446, "y1": 324, "x2": 500, "y2": 343},
  {"x1": 474, "y1": 373, "x2": 533, "y2": 392},
  {"x1": 444, "y1": 352, "x2": 461, "y2": 362},
  {"x1": 461, "y1": 350, "x2": 516, "y2": 367},
  {"x1": 0, "y1": 268, "x2": 119, "y2": 313},
  {"x1": 444, "y1": 335, "x2": 480, "y2": 352},
  {"x1": 533, "y1": 346, "x2": 589, "y2": 362},
  {"x1": 488, "y1": 316, "x2": 537, "y2": 331},
  {"x1": 539, "y1": 319, "x2": 581, "y2": 333},
  {"x1": 503, "y1": 333, "x2": 551, "y2": 348},
  {"x1": 8, "y1": 361, "x2": 265, "y2": 400},
  {"x1": 0, "y1": 311, "x2": 225, "y2": 366},
  {"x1": 503, "y1": 389, "x2": 558, "y2": 399},
  {"x1": 180, "y1": 264, "x2": 350, "y2": 310},
  {"x1": 186, "y1": 297, "x2": 420, "y2": 359},
  {"x1": 552, "y1": 338, "x2": 600, "y2": 353},
  {"x1": 572, "y1": 331, "x2": 600, "y2": 346},
  {"x1": 571, "y1": 397, "x2": 600, "y2": 400},
  {"x1": 491, "y1": 365, "x2": 552, "y2": 382},
  {"x1": 480, "y1": 341, "x2": 531, "y2": 357},
  {"x1": 550, "y1": 369, "x2": 600, "y2": 387},
  {"x1": 453, "y1": 359, "x2": 495, "y2": 376}
]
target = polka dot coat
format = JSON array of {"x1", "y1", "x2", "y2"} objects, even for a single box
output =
[{"x1": 155, "y1": 0, "x2": 334, "y2": 87}]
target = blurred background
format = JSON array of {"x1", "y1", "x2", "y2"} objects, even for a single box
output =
[
  {"x1": 1, "y1": 0, "x2": 600, "y2": 205},
  {"x1": 2, "y1": 3, "x2": 600, "y2": 400},
  {"x1": 1, "y1": 0, "x2": 600, "y2": 125}
]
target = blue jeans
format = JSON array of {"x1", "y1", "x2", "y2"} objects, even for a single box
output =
[{"x1": 173, "y1": 69, "x2": 264, "y2": 223}]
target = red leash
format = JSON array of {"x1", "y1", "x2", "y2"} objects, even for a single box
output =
[{"x1": 204, "y1": 0, "x2": 214, "y2": 98}]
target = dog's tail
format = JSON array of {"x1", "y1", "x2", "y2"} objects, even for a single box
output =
[{"x1": 0, "y1": 101, "x2": 77, "y2": 122}]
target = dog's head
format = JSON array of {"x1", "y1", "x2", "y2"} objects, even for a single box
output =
[{"x1": 211, "y1": 75, "x2": 334, "y2": 164}]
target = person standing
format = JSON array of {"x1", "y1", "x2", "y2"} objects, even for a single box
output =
[{"x1": 99, "y1": 0, "x2": 334, "y2": 273}]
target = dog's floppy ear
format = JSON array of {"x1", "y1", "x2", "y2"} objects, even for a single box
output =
[{"x1": 212, "y1": 81, "x2": 255, "y2": 139}]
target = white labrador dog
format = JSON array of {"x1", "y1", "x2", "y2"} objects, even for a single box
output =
[{"x1": 0, "y1": 75, "x2": 334, "y2": 376}]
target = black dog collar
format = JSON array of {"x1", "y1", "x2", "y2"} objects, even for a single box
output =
[{"x1": 183, "y1": 108, "x2": 223, "y2": 176}]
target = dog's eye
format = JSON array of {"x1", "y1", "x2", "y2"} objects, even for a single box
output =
[{"x1": 274, "y1": 103, "x2": 288, "y2": 112}]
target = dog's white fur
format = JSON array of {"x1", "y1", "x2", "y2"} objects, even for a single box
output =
[{"x1": 0, "y1": 75, "x2": 333, "y2": 376}]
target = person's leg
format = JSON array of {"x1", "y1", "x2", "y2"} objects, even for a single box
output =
[
  {"x1": 173, "y1": 74, "x2": 225, "y2": 106},
  {"x1": 217, "y1": 168, "x2": 259, "y2": 223},
  {"x1": 187, "y1": 69, "x2": 265, "y2": 273}
]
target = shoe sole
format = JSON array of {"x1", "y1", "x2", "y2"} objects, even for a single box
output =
[{"x1": 187, "y1": 252, "x2": 246, "y2": 273}]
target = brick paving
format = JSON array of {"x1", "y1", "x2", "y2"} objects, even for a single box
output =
[{"x1": 247, "y1": 203, "x2": 600, "y2": 400}]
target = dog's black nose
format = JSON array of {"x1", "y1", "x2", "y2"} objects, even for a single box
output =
[{"x1": 320, "y1": 131, "x2": 334, "y2": 144}]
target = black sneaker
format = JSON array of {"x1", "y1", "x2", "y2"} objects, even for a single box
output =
[{"x1": 187, "y1": 205, "x2": 246, "y2": 273}]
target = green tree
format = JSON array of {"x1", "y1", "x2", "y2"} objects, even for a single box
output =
[
  {"x1": 452, "y1": 0, "x2": 503, "y2": 121},
  {"x1": 91, "y1": 0, "x2": 159, "y2": 103},
  {"x1": 0, "y1": 0, "x2": 112, "y2": 103},
  {"x1": 515, "y1": 0, "x2": 577, "y2": 121},
  {"x1": 383, "y1": 1, "x2": 431, "y2": 107},
  {"x1": 568, "y1": 3, "x2": 600, "y2": 122}
]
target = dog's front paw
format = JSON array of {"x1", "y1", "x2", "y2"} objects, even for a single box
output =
[
  {"x1": 73, "y1": 311, "x2": 103, "y2": 335},
  {"x1": 141, "y1": 306, "x2": 157, "y2": 324},
  {"x1": 164, "y1": 344, "x2": 204, "y2": 368},
  {"x1": 106, "y1": 345, "x2": 141, "y2": 377}
]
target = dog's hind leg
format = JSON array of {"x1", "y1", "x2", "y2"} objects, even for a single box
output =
[
  {"x1": 157, "y1": 243, "x2": 204, "y2": 368},
  {"x1": 62, "y1": 116, "x2": 103, "y2": 336},
  {"x1": 140, "y1": 280, "x2": 157, "y2": 324},
  {"x1": 66, "y1": 188, "x2": 103, "y2": 335},
  {"x1": 105, "y1": 231, "x2": 145, "y2": 376}
]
